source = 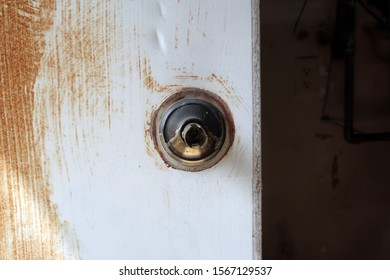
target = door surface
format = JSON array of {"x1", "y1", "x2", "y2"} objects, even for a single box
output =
[{"x1": 0, "y1": 0, "x2": 260, "y2": 259}]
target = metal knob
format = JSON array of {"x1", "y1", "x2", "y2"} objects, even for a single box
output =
[
  {"x1": 161, "y1": 98, "x2": 225, "y2": 161},
  {"x1": 181, "y1": 123, "x2": 208, "y2": 148},
  {"x1": 152, "y1": 88, "x2": 235, "y2": 172}
]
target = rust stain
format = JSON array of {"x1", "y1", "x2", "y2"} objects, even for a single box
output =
[
  {"x1": 176, "y1": 75, "x2": 200, "y2": 80},
  {"x1": 32, "y1": 0, "x2": 121, "y2": 258},
  {"x1": 207, "y1": 73, "x2": 235, "y2": 94},
  {"x1": 142, "y1": 57, "x2": 180, "y2": 93},
  {"x1": 142, "y1": 57, "x2": 159, "y2": 91},
  {"x1": 32, "y1": 0, "x2": 116, "y2": 196},
  {"x1": 135, "y1": 25, "x2": 142, "y2": 80},
  {"x1": 0, "y1": 0, "x2": 63, "y2": 259},
  {"x1": 144, "y1": 111, "x2": 153, "y2": 158},
  {"x1": 206, "y1": 73, "x2": 246, "y2": 109},
  {"x1": 144, "y1": 106, "x2": 168, "y2": 170},
  {"x1": 144, "y1": 107, "x2": 154, "y2": 160},
  {"x1": 145, "y1": 141, "x2": 154, "y2": 157}
]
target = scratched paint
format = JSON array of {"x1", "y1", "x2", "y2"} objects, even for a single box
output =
[
  {"x1": 31, "y1": 0, "x2": 254, "y2": 259},
  {"x1": 0, "y1": 0, "x2": 63, "y2": 259}
]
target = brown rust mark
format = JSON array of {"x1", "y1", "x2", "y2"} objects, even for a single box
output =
[
  {"x1": 176, "y1": 75, "x2": 200, "y2": 80},
  {"x1": 142, "y1": 57, "x2": 181, "y2": 93},
  {"x1": 206, "y1": 73, "x2": 245, "y2": 110},
  {"x1": 0, "y1": 0, "x2": 63, "y2": 259},
  {"x1": 144, "y1": 105, "x2": 168, "y2": 169},
  {"x1": 145, "y1": 136, "x2": 154, "y2": 158},
  {"x1": 34, "y1": 0, "x2": 116, "y2": 190},
  {"x1": 142, "y1": 57, "x2": 160, "y2": 91},
  {"x1": 144, "y1": 107, "x2": 154, "y2": 159},
  {"x1": 207, "y1": 73, "x2": 235, "y2": 94},
  {"x1": 135, "y1": 26, "x2": 142, "y2": 80}
]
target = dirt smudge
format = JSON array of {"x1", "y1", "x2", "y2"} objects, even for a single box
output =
[{"x1": 174, "y1": 25, "x2": 179, "y2": 49}]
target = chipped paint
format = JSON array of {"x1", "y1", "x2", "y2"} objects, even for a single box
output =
[{"x1": 0, "y1": 0, "x2": 63, "y2": 259}]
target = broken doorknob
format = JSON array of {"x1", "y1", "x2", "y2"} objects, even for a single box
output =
[{"x1": 152, "y1": 88, "x2": 235, "y2": 171}]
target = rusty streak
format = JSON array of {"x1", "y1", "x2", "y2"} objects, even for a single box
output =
[
  {"x1": 176, "y1": 75, "x2": 200, "y2": 80},
  {"x1": 207, "y1": 73, "x2": 234, "y2": 94},
  {"x1": 0, "y1": 0, "x2": 63, "y2": 259}
]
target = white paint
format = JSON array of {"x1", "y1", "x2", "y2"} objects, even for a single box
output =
[
  {"x1": 34, "y1": 0, "x2": 255, "y2": 259},
  {"x1": 156, "y1": 28, "x2": 168, "y2": 53}
]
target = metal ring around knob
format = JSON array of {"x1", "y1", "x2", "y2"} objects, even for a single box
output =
[{"x1": 151, "y1": 88, "x2": 235, "y2": 172}]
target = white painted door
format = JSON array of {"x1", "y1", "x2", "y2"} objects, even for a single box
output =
[{"x1": 0, "y1": 0, "x2": 260, "y2": 259}]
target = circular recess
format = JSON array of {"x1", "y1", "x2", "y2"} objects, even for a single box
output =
[{"x1": 151, "y1": 88, "x2": 235, "y2": 172}]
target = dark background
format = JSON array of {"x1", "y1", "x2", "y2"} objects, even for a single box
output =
[{"x1": 261, "y1": 0, "x2": 390, "y2": 259}]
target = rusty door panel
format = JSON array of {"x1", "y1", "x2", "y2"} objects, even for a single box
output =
[
  {"x1": 0, "y1": 0, "x2": 62, "y2": 260},
  {"x1": 0, "y1": 0, "x2": 260, "y2": 259}
]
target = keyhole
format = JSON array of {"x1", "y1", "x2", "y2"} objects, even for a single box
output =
[{"x1": 181, "y1": 123, "x2": 207, "y2": 148}]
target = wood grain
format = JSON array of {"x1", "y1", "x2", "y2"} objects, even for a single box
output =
[{"x1": 0, "y1": 0, "x2": 63, "y2": 259}]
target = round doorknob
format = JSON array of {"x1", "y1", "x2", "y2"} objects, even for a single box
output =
[{"x1": 151, "y1": 88, "x2": 235, "y2": 171}]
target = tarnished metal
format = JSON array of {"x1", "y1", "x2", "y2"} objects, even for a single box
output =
[{"x1": 152, "y1": 88, "x2": 235, "y2": 172}]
